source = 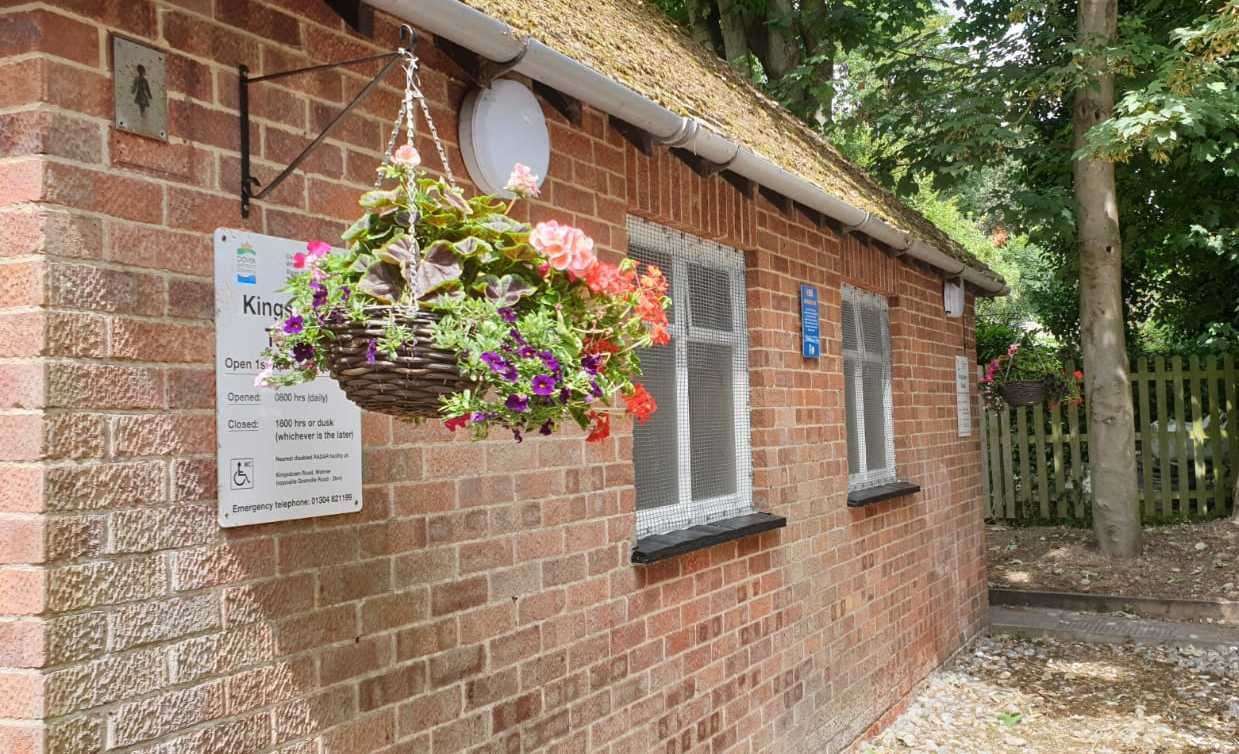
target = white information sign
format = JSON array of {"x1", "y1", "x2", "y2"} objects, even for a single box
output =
[
  {"x1": 213, "y1": 229, "x2": 362, "y2": 527},
  {"x1": 955, "y1": 354, "x2": 973, "y2": 437}
]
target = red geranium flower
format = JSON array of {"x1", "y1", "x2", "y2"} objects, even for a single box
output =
[
  {"x1": 585, "y1": 411, "x2": 611, "y2": 443},
  {"x1": 585, "y1": 338, "x2": 620, "y2": 355},
  {"x1": 623, "y1": 383, "x2": 657, "y2": 424},
  {"x1": 443, "y1": 415, "x2": 469, "y2": 432}
]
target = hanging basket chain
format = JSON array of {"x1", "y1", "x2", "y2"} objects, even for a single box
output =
[
  {"x1": 376, "y1": 46, "x2": 458, "y2": 191},
  {"x1": 372, "y1": 40, "x2": 464, "y2": 355}
]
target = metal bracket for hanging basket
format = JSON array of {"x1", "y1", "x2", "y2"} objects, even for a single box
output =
[{"x1": 237, "y1": 25, "x2": 416, "y2": 218}]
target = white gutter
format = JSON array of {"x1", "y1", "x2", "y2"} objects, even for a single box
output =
[{"x1": 371, "y1": 0, "x2": 1008, "y2": 296}]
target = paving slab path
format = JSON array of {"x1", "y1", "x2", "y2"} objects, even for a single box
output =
[{"x1": 992, "y1": 604, "x2": 1239, "y2": 651}]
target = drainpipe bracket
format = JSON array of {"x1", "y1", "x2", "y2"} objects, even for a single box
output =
[
  {"x1": 840, "y1": 211, "x2": 872, "y2": 238},
  {"x1": 476, "y1": 35, "x2": 529, "y2": 88},
  {"x1": 670, "y1": 147, "x2": 736, "y2": 178}
]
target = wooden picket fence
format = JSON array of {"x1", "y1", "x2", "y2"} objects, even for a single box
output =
[{"x1": 981, "y1": 354, "x2": 1239, "y2": 523}]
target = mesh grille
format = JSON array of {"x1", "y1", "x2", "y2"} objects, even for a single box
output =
[
  {"x1": 632, "y1": 342, "x2": 679, "y2": 510},
  {"x1": 688, "y1": 342, "x2": 736, "y2": 499},
  {"x1": 843, "y1": 285, "x2": 896, "y2": 488},
  {"x1": 628, "y1": 217, "x2": 752, "y2": 537}
]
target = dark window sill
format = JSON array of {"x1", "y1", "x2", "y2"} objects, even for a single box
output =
[
  {"x1": 631, "y1": 512, "x2": 787, "y2": 565},
  {"x1": 847, "y1": 480, "x2": 921, "y2": 508}
]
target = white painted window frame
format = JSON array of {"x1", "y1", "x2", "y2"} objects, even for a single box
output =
[
  {"x1": 843, "y1": 285, "x2": 897, "y2": 490},
  {"x1": 629, "y1": 218, "x2": 753, "y2": 538}
]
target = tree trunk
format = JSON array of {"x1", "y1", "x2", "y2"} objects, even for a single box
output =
[
  {"x1": 764, "y1": 0, "x2": 800, "y2": 79},
  {"x1": 1073, "y1": 0, "x2": 1142, "y2": 557},
  {"x1": 685, "y1": 0, "x2": 717, "y2": 52},
  {"x1": 717, "y1": 0, "x2": 751, "y2": 70}
]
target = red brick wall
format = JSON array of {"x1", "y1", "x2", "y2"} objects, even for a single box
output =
[{"x1": 0, "y1": 2, "x2": 987, "y2": 752}]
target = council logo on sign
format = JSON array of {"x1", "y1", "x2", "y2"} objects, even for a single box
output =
[{"x1": 235, "y1": 244, "x2": 257, "y2": 285}]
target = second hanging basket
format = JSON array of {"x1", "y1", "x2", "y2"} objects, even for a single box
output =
[{"x1": 999, "y1": 379, "x2": 1046, "y2": 407}]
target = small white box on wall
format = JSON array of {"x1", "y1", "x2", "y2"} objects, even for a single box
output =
[{"x1": 944, "y1": 278, "x2": 965, "y2": 318}]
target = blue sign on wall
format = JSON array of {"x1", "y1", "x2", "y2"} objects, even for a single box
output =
[{"x1": 800, "y1": 283, "x2": 820, "y2": 358}]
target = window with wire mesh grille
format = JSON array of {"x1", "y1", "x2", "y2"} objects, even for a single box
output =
[
  {"x1": 627, "y1": 217, "x2": 753, "y2": 538},
  {"x1": 843, "y1": 285, "x2": 897, "y2": 489}
]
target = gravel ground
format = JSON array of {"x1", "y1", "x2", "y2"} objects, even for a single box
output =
[
  {"x1": 861, "y1": 635, "x2": 1239, "y2": 753},
  {"x1": 989, "y1": 520, "x2": 1239, "y2": 601}
]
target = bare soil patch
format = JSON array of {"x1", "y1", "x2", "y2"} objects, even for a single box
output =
[
  {"x1": 988, "y1": 521, "x2": 1239, "y2": 602},
  {"x1": 862, "y1": 636, "x2": 1239, "y2": 753}
]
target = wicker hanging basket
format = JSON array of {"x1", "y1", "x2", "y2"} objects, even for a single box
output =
[
  {"x1": 999, "y1": 379, "x2": 1046, "y2": 407},
  {"x1": 323, "y1": 308, "x2": 472, "y2": 418}
]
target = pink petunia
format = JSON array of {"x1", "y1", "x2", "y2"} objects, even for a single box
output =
[
  {"x1": 529, "y1": 220, "x2": 596, "y2": 275},
  {"x1": 294, "y1": 240, "x2": 331, "y2": 270}
]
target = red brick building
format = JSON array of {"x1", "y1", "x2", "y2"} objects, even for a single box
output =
[{"x1": 0, "y1": 1, "x2": 1004, "y2": 752}]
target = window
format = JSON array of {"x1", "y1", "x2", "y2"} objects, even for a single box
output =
[
  {"x1": 627, "y1": 218, "x2": 752, "y2": 538},
  {"x1": 842, "y1": 285, "x2": 896, "y2": 489}
]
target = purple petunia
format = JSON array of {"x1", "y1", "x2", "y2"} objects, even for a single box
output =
[
  {"x1": 505, "y1": 394, "x2": 529, "y2": 413},
  {"x1": 471, "y1": 411, "x2": 492, "y2": 423},
  {"x1": 482, "y1": 351, "x2": 518, "y2": 382},
  {"x1": 517, "y1": 345, "x2": 536, "y2": 359},
  {"x1": 558, "y1": 387, "x2": 570, "y2": 403},
  {"x1": 539, "y1": 420, "x2": 553, "y2": 436},
  {"x1": 531, "y1": 374, "x2": 557, "y2": 396},
  {"x1": 508, "y1": 328, "x2": 528, "y2": 346},
  {"x1": 340, "y1": 286, "x2": 351, "y2": 303},
  {"x1": 292, "y1": 343, "x2": 315, "y2": 362},
  {"x1": 311, "y1": 283, "x2": 328, "y2": 309},
  {"x1": 365, "y1": 339, "x2": 378, "y2": 364},
  {"x1": 498, "y1": 307, "x2": 517, "y2": 323},
  {"x1": 581, "y1": 353, "x2": 603, "y2": 375},
  {"x1": 589, "y1": 379, "x2": 603, "y2": 398},
  {"x1": 538, "y1": 350, "x2": 561, "y2": 373},
  {"x1": 283, "y1": 315, "x2": 303, "y2": 335}
]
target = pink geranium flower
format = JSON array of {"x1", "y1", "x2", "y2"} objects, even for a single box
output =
[
  {"x1": 504, "y1": 163, "x2": 540, "y2": 197},
  {"x1": 529, "y1": 220, "x2": 596, "y2": 275},
  {"x1": 393, "y1": 144, "x2": 421, "y2": 170}
]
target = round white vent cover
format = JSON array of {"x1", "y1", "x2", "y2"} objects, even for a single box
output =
[{"x1": 459, "y1": 80, "x2": 550, "y2": 198}]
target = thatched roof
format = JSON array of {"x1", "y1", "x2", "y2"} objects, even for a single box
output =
[{"x1": 460, "y1": 0, "x2": 998, "y2": 278}]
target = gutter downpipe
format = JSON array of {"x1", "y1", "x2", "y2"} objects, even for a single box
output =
[{"x1": 368, "y1": 0, "x2": 1008, "y2": 296}]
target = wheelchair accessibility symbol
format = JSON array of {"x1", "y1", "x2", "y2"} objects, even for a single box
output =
[{"x1": 229, "y1": 458, "x2": 255, "y2": 490}]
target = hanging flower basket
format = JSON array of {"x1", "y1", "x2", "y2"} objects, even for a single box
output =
[
  {"x1": 322, "y1": 308, "x2": 472, "y2": 417},
  {"x1": 980, "y1": 336, "x2": 1082, "y2": 411},
  {"x1": 998, "y1": 379, "x2": 1046, "y2": 407},
  {"x1": 255, "y1": 48, "x2": 671, "y2": 443}
]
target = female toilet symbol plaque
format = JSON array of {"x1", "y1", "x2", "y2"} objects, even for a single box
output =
[{"x1": 111, "y1": 35, "x2": 167, "y2": 141}]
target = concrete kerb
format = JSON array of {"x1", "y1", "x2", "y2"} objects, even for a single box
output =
[{"x1": 990, "y1": 587, "x2": 1239, "y2": 625}]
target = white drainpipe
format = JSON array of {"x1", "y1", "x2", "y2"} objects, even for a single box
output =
[{"x1": 370, "y1": 0, "x2": 1009, "y2": 296}]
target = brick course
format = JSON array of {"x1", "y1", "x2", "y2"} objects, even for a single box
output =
[{"x1": 0, "y1": 2, "x2": 986, "y2": 752}]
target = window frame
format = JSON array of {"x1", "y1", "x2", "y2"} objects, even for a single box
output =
[
  {"x1": 842, "y1": 284, "x2": 897, "y2": 490},
  {"x1": 628, "y1": 218, "x2": 753, "y2": 538}
]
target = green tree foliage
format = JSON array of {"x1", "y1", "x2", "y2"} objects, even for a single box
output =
[
  {"x1": 653, "y1": 0, "x2": 1239, "y2": 355},
  {"x1": 849, "y1": 0, "x2": 1239, "y2": 354},
  {"x1": 650, "y1": 0, "x2": 934, "y2": 123}
]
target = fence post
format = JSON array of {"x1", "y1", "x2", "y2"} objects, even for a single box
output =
[
  {"x1": 1227, "y1": 353, "x2": 1238, "y2": 516},
  {"x1": 979, "y1": 367, "x2": 992, "y2": 517},
  {"x1": 1135, "y1": 357, "x2": 1153, "y2": 519},
  {"x1": 1000, "y1": 407, "x2": 1015, "y2": 519},
  {"x1": 1034, "y1": 403, "x2": 1049, "y2": 519},
  {"x1": 1050, "y1": 399, "x2": 1066, "y2": 519},
  {"x1": 1156, "y1": 355, "x2": 1173, "y2": 517},
  {"x1": 1207, "y1": 354, "x2": 1226, "y2": 515}
]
